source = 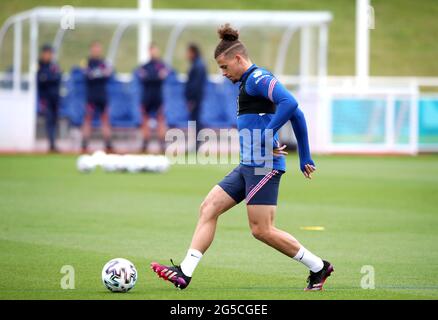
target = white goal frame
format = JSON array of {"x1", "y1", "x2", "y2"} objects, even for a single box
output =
[{"x1": 0, "y1": 6, "x2": 332, "y2": 151}]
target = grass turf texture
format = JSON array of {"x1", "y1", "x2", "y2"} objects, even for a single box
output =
[{"x1": 0, "y1": 154, "x2": 437, "y2": 300}]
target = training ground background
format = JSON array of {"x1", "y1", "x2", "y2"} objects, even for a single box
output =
[
  {"x1": 1, "y1": 0, "x2": 438, "y2": 77},
  {"x1": 0, "y1": 0, "x2": 438, "y2": 300},
  {"x1": 0, "y1": 155, "x2": 437, "y2": 299}
]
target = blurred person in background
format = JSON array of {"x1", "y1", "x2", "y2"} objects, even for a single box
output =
[
  {"x1": 81, "y1": 41, "x2": 113, "y2": 153},
  {"x1": 185, "y1": 43, "x2": 207, "y2": 151},
  {"x1": 37, "y1": 44, "x2": 62, "y2": 153},
  {"x1": 136, "y1": 43, "x2": 169, "y2": 153}
]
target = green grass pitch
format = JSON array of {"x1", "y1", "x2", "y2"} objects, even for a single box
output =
[{"x1": 0, "y1": 154, "x2": 437, "y2": 300}]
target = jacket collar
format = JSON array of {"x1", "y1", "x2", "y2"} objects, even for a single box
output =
[{"x1": 239, "y1": 64, "x2": 257, "y2": 83}]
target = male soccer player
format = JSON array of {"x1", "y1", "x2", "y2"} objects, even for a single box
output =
[
  {"x1": 136, "y1": 43, "x2": 169, "y2": 153},
  {"x1": 151, "y1": 24, "x2": 333, "y2": 291},
  {"x1": 37, "y1": 44, "x2": 61, "y2": 152},
  {"x1": 81, "y1": 41, "x2": 113, "y2": 153}
]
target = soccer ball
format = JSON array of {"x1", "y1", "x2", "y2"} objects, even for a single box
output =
[
  {"x1": 101, "y1": 154, "x2": 120, "y2": 172},
  {"x1": 156, "y1": 155, "x2": 170, "y2": 173},
  {"x1": 91, "y1": 150, "x2": 107, "y2": 166},
  {"x1": 125, "y1": 155, "x2": 142, "y2": 173},
  {"x1": 76, "y1": 155, "x2": 96, "y2": 172},
  {"x1": 101, "y1": 258, "x2": 138, "y2": 292}
]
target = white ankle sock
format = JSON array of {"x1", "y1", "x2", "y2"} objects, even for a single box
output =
[
  {"x1": 180, "y1": 249, "x2": 203, "y2": 277},
  {"x1": 293, "y1": 246, "x2": 324, "y2": 273}
]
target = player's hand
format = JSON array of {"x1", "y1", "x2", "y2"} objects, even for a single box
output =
[
  {"x1": 273, "y1": 144, "x2": 288, "y2": 157},
  {"x1": 302, "y1": 163, "x2": 316, "y2": 179}
]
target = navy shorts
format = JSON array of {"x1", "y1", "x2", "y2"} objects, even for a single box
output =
[
  {"x1": 87, "y1": 100, "x2": 107, "y2": 117},
  {"x1": 142, "y1": 99, "x2": 163, "y2": 117},
  {"x1": 218, "y1": 165, "x2": 284, "y2": 205}
]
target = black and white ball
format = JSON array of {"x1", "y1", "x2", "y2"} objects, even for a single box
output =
[{"x1": 101, "y1": 258, "x2": 137, "y2": 292}]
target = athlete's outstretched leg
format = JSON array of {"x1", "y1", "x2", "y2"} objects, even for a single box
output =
[
  {"x1": 189, "y1": 185, "x2": 236, "y2": 253},
  {"x1": 151, "y1": 185, "x2": 237, "y2": 289}
]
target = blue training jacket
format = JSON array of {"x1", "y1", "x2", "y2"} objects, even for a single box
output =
[{"x1": 237, "y1": 64, "x2": 314, "y2": 173}]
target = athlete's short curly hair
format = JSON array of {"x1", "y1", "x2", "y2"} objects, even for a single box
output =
[{"x1": 214, "y1": 23, "x2": 248, "y2": 59}]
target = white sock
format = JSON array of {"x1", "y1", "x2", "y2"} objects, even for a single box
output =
[
  {"x1": 180, "y1": 249, "x2": 203, "y2": 277},
  {"x1": 293, "y1": 246, "x2": 324, "y2": 273}
]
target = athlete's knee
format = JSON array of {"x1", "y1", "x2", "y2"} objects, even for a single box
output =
[
  {"x1": 199, "y1": 198, "x2": 221, "y2": 221},
  {"x1": 250, "y1": 225, "x2": 272, "y2": 242}
]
